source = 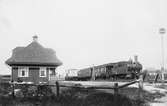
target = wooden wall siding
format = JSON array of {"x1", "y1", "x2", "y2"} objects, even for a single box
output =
[
  {"x1": 12, "y1": 67, "x2": 49, "y2": 84},
  {"x1": 12, "y1": 67, "x2": 18, "y2": 81}
]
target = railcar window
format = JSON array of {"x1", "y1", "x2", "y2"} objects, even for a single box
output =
[
  {"x1": 101, "y1": 67, "x2": 104, "y2": 72},
  {"x1": 107, "y1": 66, "x2": 113, "y2": 70}
]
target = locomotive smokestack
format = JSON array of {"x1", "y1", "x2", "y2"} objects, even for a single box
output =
[{"x1": 134, "y1": 55, "x2": 138, "y2": 63}]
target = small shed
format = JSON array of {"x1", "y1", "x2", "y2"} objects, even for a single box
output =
[{"x1": 5, "y1": 36, "x2": 62, "y2": 84}]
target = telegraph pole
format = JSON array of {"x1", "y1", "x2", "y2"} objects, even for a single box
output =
[
  {"x1": 159, "y1": 28, "x2": 166, "y2": 81},
  {"x1": 91, "y1": 64, "x2": 96, "y2": 80}
]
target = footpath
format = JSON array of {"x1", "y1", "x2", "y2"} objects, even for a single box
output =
[{"x1": 143, "y1": 83, "x2": 167, "y2": 106}]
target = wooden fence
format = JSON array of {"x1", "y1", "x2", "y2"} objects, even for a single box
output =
[{"x1": 10, "y1": 77, "x2": 143, "y2": 98}]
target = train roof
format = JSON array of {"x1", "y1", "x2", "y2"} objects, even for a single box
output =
[{"x1": 80, "y1": 61, "x2": 142, "y2": 71}]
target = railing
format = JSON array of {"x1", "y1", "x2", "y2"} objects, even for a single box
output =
[
  {"x1": 49, "y1": 75, "x2": 58, "y2": 81},
  {"x1": 49, "y1": 75, "x2": 64, "y2": 81}
]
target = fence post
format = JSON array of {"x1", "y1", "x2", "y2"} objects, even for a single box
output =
[
  {"x1": 56, "y1": 81, "x2": 60, "y2": 97},
  {"x1": 114, "y1": 83, "x2": 119, "y2": 95},
  {"x1": 12, "y1": 82, "x2": 15, "y2": 99},
  {"x1": 36, "y1": 85, "x2": 39, "y2": 97},
  {"x1": 138, "y1": 75, "x2": 143, "y2": 99}
]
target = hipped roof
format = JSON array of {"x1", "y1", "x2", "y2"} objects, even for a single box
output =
[{"x1": 6, "y1": 40, "x2": 62, "y2": 66}]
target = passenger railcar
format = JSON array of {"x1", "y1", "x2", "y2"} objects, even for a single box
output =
[{"x1": 77, "y1": 60, "x2": 142, "y2": 81}]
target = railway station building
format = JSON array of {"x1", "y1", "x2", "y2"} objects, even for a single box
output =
[{"x1": 5, "y1": 36, "x2": 62, "y2": 84}]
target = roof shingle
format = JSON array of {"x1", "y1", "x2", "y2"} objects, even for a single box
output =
[{"x1": 6, "y1": 40, "x2": 62, "y2": 66}]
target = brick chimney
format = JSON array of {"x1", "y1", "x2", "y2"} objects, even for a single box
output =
[{"x1": 33, "y1": 35, "x2": 38, "y2": 42}]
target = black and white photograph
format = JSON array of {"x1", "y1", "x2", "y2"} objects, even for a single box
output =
[{"x1": 0, "y1": 0, "x2": 167, "y2": 106}]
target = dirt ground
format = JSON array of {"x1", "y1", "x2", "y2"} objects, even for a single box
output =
[
  {"x1": 147, "y1": 84, "x2": 167, "y2": 106},
  {"x1": 151, "y1": 96, "x2": 167, "y2": 106}
]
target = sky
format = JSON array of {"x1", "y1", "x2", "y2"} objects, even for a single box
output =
[{"x1": 0, "y1": 0, "x2": 167, "y2": 75}]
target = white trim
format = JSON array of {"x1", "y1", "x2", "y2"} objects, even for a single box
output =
[
  {"x1": 39, "y1": 67, "x2": 47, "y2": 77},
  {"x1": 18, "y1": 67, "x2": 29, "y2": 77}
]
